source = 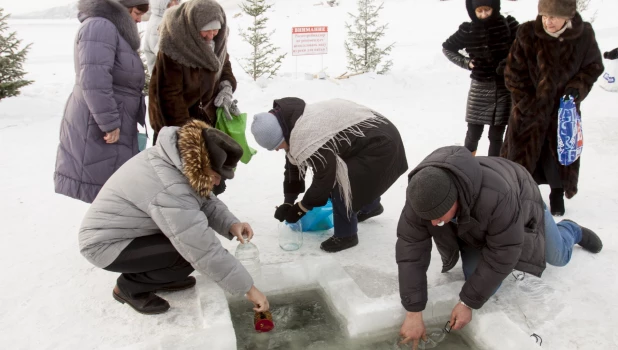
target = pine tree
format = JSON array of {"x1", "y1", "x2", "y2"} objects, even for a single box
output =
[
  {"x1": 0, "y1": 8, "x2": 32, "y2": 101},
  {"x1": 344, "y1": 0, "x2": 394, "y2": 74},
  {"x1": 239, "y1": 0, "x2": 286, "y2": 81}
]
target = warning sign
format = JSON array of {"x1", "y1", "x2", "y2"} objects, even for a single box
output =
[{"x1": 291, "y1": 26, "x2": 328, "y2": 56}]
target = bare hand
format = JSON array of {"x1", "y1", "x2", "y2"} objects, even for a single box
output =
[
  {"x1": 230, "y1": 222, "x2": 254, "y2": 244},
  {"x1": 399, "y1": 312, "x2": 428, "y2": 350},
  {"x1": 450, "y1": 302, "x2": 473, "y2": 330},
  {"x1": 104, "y1": 128, "x2": 120, "y2": 144},
  {"x1": 468, "y1": 61, "x2": 475, "y2": 69},
  {"x1": 246, "y1": 285, "x2": 269, "y2": 312}
]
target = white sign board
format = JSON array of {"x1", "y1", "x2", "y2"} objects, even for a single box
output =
[{"x1": 291, "y1": 26, "x2": 328, "y2": 56}]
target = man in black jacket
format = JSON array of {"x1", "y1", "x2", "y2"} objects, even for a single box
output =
[{"x1": 397, "y1": 146, "x2": 602, "y2": 348}]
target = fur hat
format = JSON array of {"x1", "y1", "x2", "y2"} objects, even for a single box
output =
[
  {"x1": 117, "y1": 0, "x2": 150, "y2": 8},
  {"x1": 538, "y1": 0, "x2": 576, "y2": 18},
  {"x1": 177, "y1": 120, "x2": 242, "y2": 197},
  {"x1": 408, "y1": 167, "x2": 458, "y2": 221}
]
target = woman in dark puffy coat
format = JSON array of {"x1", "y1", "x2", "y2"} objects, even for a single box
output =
[
  {"x1": 442, "y1": 0, "x2": 518, "y2": 156},
  {"x1": 502, "y1": 0, "x2": 604, "y2": 216},
  {"x1": 54, "y1": 0, "x2": 148, "y2": 203}
]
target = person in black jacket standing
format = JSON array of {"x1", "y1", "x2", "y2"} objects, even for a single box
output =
[
  {"x1": 251, "y1": 98, "x2": 408, "y2": 252},
  {"x1": 442, "y1": 0, "x2": 519, "y2": 156},
  {"x1": 604, "y1": 48, "x2": 618, "y2": 60},
  {"x1": 397, "y1": 146, "x2": 602, "y2": 348}
]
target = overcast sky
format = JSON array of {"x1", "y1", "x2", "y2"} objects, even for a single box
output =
[{"x1": 2, "y1": 0, "x2": 74, "y2": 16}]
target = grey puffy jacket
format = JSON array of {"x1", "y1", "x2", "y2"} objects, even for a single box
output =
[
  {"x1": 143, "y1": 0, "x2": 172, "y2": 73},
  {"x1": 79, "y1": 126, "x2": 253, "y2": 296}
]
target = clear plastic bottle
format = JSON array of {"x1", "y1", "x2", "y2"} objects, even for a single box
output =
[
  {"x1": 235, "y1": 239, "x2": 262, "y2": 283},
  {"x1": 278, "y1": 221, "x2": 303, "y2": 251},
  {"x1": 418, "y1": 328, "x2": 446, "y2": 349}
]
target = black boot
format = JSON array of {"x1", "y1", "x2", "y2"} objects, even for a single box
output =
[
  {"x1": 561, "y1": 220, "x2": 603, "y2": 253},
  {"x1": 320, "y1": 235, "x2": 359, "y2": 253},
  {"x1": 357, "y1": 204, "x2": 384, "y2": 223},
  {"x1": 156, "y1": 276, "x2": 196, "y2": 293},
  {"x1": 113, "y1": 286, "x2": 170, "y2": 315},
  {"x1": 549, "y1": 188, "x2": 565, "y2": 217}
]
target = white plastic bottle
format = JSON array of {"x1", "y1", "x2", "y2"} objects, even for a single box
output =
[{"x1": 235, "y1": 239, "x2": 262, "y2": 284}]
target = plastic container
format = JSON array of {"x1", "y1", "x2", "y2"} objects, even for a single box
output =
[
  {"x1": 235, "y1": 240, "x2": 262, "y2": 282},
  {"x1": 418, "y1": 328, "x2": 447, "y2": 349},
  {"x1": 278, "y1": 221, "x2": 303, "y2": 251}
]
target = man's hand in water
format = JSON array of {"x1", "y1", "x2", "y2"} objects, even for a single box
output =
[
  {"x1": 450, "y1": 301, "x2": 473, "y2": 330},
  {"x1": 246, "y1": 285, "x2": 269, "y2": 312},
  {"x1": 399, "y1": 312, "x2": 428, "y2": 350}
]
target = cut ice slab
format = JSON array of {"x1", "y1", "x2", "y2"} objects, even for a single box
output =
[{"x1": 121, "y1": 257, "x2": 540, "y2": 349}]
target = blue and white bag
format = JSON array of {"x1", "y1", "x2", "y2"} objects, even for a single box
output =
[
  {"x1": 557, "y1": 96, "x2": 583, "y2": 166},
  {"x1": 599, "y1": 58, "x2": 618, "y2": 93}
]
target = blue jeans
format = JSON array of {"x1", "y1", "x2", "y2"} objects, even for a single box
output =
[
  {"x1": 461, "y1": 205, "x2": 583, "y2": 280},
  {"x1": 331, "y1": 187, "x2": 381, "y2": 238}
]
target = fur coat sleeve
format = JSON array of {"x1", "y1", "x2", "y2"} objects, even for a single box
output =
[
  {"x1": 564, "y1": 24, "x2": 604, "y2": 102},
  {"x1": 156, "y1": 53, "x2": 191, "y2": 128}
]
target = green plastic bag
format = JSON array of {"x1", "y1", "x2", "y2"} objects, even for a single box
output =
[{"x1": 215, "y1": 108, "x2": 257, "y2": 164}]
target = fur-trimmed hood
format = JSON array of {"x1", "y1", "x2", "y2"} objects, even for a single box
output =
[
  {"x1": 175, "y1": 120, "x2": 216, "y2": 198},
  {"x1": 158, "y1": 0, "x2": 228, "y2": 72},
  {"x1": 77, "y1": 0, "x2": 141, "y2": 51}
]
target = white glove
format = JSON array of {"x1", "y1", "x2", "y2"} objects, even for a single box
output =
[{"x1": 214, "y1": 81, "x2": 241, "y2": 120}]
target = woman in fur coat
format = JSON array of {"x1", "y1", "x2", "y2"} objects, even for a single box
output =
[
  {"x1": 442, "y1": 0, "x2": 519, "y2": 157},
  {"x1": 502, "y1": 0, "x2": 604, "y2": 216},
  {"x1": 148, "y1": 0, "x2": 239, "y2": 144},
  {"x1": 251, "y1": 98, "x2": 408, "y2": 253},
  {"x1": 54, "y1": 0, "x2": 148, "y2": 204}
]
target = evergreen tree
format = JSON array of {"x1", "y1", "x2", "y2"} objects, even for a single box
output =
[
  {"x1": 0, "y1": 8, "x2": 32, "y2": 101},
  {"x1": 344, "y1": 0, "x2": 394, "y2": 74},
  {"x1": 239, "y1": 0, "x2": 286, "y2": 81}
]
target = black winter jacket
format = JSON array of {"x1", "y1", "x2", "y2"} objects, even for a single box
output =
[
  {"x1": 271, "y1": 98, "x2": 408, "y2": 211},
  {"x1": 397, "y1": 146, "x2": 546, "y2": 312}
]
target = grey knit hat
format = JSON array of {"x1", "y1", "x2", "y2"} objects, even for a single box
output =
[
  {"x1": 408, "y1": 167, "x2": 458, "y2": 220},
  {"x1": 118, "y1": 0, "x2": 150, "y2": 8},
  {"x1": 472, "y1": 0, "x2": 493, "y2": 9},
  {"x1": 538, "y1": 0, "x2": 576, "y2": 18},
  {"x1": 251, "y1": 112, "x2": 284, "y2": 151},
  {"x1": 201, "y1": 20, "x2": 221, "y2": 31}
]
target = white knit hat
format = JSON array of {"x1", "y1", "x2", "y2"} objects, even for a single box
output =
[
  {"x1": 200, "y1": 20, "x2": 221, "y2": 31},
  {"x1": 251, "y1": 112, "x2": 284, "y2": 151}
]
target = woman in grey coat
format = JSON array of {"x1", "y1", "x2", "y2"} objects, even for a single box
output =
[
  {"x1": 54, "y1": 0, "x2": 149, "y2": 203},
  {"x1": 79, "y1": 120, "x2": 269, "y2": 315}
]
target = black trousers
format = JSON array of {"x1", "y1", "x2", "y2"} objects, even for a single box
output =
[
  {"x1": 464, "y1": 123, "x2": 506, "y2": 156},
  {"x1": 104, "y1": 235, "x2": 194, "y2": 297}
]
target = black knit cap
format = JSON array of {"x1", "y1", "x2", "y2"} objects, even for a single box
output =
[
  {"x1": 408, "y1": 167, "x2": 458, "y2": 221},
  {"x1": 202, "y1": 128, "x2": 243, "y2": 180},
  {"x1": 472, "y1": 0, "x2": 494, "y2": 9}
]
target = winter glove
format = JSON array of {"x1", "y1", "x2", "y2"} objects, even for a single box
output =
[
  {"x1": 274, "y1": 203, "x2": 292, "y2": 222},
  {"x1": 284, "y1": 203, "x2": 307, "y2": 223},
  {"x1": 496, "y1": 60, "x2": 507, "y2": 76},
  {"x1": 563, "y1": 87, "x2": 580, "y2": 101},
  {"x1": 212, "y1": 179, "x2": 226, "y2": 196},
  {"x1": 214, "y1": 81, "x2": 241, "y2": 120},
  {"x1": 604, "y1": 49, "x2": 618, "y2": 60}
]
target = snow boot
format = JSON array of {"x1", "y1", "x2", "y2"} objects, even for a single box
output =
[
  {"x1": 156, "y1": 276, "x2": 196, "y2": 292},
  {"x1": 113, "y1": 286, "x2": 170, "y2": 315},
  {"x1": 549, "y1": 188, "x2": 565, "y2": 216},
  {"x1": 562, "y1": 220, "x2": 603, "y2": 253},
  {"x1": 357, "y1": 204, "x2": 384, "y2": 223},
  {"x1": 320, "y1": 235, "x2": 359, "y2": 253}
]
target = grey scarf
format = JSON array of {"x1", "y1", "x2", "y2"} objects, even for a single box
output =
[
  {"x1": 158, "y1": 0, "x2": 228, "y2": 73},
  {"x1": 77, "y1": 0, "x2": 141, "y2": 51}
]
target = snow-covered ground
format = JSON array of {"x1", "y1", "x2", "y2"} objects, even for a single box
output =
[{"x1": 1, "y1": 0, "x2": 617, "y2": 348}]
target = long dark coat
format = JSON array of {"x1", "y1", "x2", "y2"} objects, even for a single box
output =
[{"x1": 502, "y1": 14, "x2": 604, "y2": 198}]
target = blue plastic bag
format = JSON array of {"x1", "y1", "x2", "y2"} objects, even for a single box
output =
[
  {"x1": 138, "y1": 132, "x2": 148, "y2": 151},
  {"x1": 557, "y1": 96, "x2": 583, "y2": 166},
  {"x1": 300, "y1": 199, "x2": 334, "y2": 232}
]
